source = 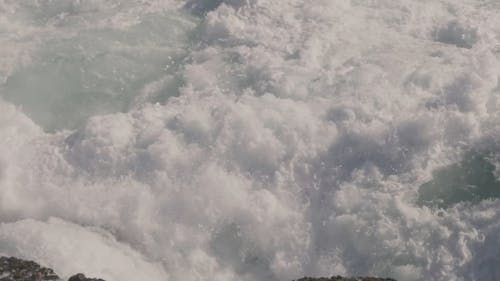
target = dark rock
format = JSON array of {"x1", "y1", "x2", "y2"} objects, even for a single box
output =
[
  {"x1": 0, "y1": 256, "x2": 59, "y2": 281},
  {"x1": 295, "y1": 276, "x2": 397, "y2": 281},
  {"x1": 0, "y1": 257, "x2": 106, "y2": 281},
  {"x1": 67, "y1": 274, "x2": 104, "y2": 281},
  {"x1": 1, "y1": 256, "x2": 395, "y2": 281}
]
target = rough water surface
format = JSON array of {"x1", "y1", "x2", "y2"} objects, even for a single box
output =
[{"x1": 1, "y1": 1, "x2": 500, "y2": 281}]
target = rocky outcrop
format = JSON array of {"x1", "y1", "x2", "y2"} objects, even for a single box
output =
[
  {"x1": 295, "y1": 277, "x2": 397, "y2": 281},
  {"x1": 1, "y1": 256, "x2": 397, "y2": 281},
  {"x1": 67, "y1": 274, "x2": 104, "y2": 281},
  {"x1": 0, "y1": 257, "x2": 59, "y2": 281},
  {"x1": 0, "y1": 257, "x2": 104, "y2": 281}
]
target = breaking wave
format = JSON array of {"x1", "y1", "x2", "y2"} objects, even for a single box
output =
[{"x1": 1, "y1": 1, "x2": 500, "y2": 281}]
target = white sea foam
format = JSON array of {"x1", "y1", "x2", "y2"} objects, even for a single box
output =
[{"x1": 1, "y1": 1, "x2": 500, "y2": 281}]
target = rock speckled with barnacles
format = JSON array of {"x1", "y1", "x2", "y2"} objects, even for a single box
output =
[
  {"x1": 0, "y1": 257, "x2": 59, "y2": 281},
  {"x1": 0, "y1": 257, "x2": 104, "y2": 281}
]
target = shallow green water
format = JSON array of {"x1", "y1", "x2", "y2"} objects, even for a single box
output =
[{"x1": 418, "y1": 151, "x2": 500, "y2": 208}]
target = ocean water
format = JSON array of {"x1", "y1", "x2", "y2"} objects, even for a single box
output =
[{"x1": 0, "y1": 1, "x2": 500, "y2": 281}]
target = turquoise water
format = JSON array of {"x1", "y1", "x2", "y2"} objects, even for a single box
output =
[
  {"x1": 1, "y1": 4, "x2": 195, "y2": 131},
  {"x1": 419, "y1": 151, "x2": 500, "y2": 208}
]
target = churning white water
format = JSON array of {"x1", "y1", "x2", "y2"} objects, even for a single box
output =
[{"x1": 1, "y1": 1, "x2": 500, "y2": 280}]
